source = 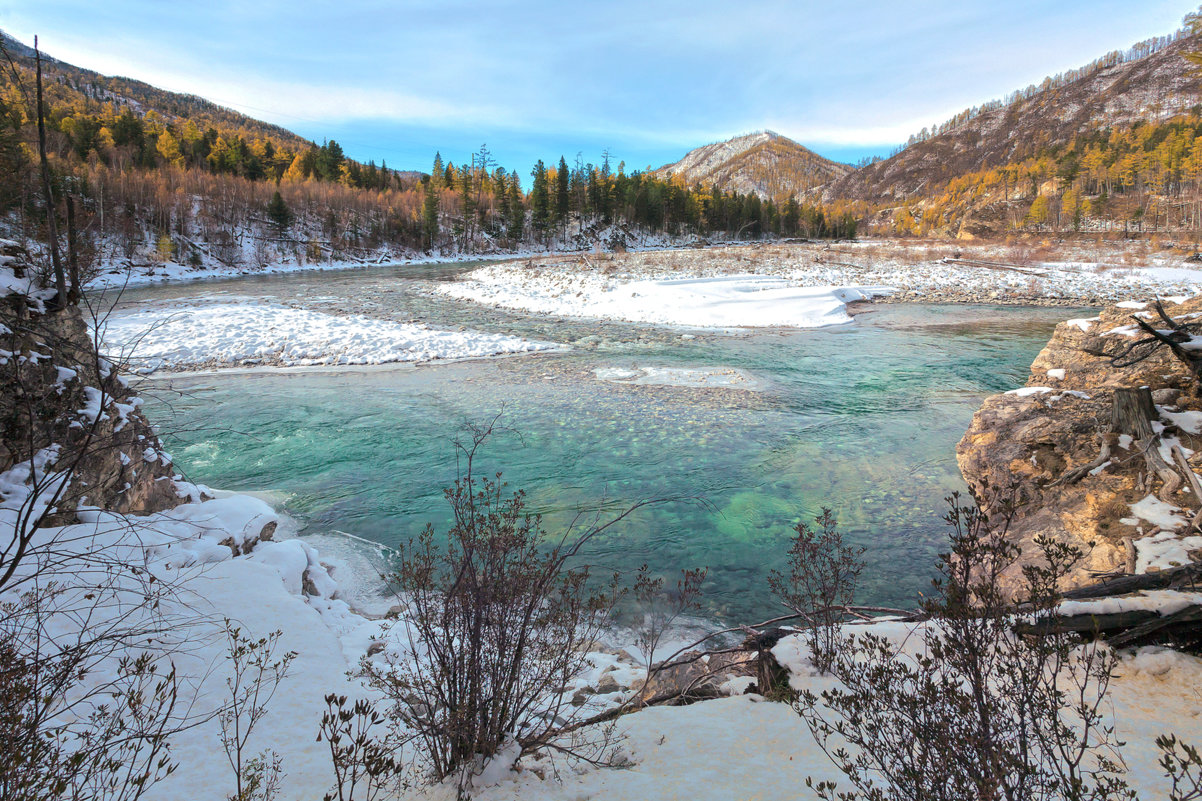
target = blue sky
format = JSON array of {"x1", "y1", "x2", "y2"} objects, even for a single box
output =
[{"x1": 0, "y1": 1, "x2": 1195, "y2": 176}]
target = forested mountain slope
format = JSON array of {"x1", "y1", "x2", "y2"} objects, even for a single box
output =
[
  {"x1": 1, "y1": 32, "x2": 857, "y2": 283},
  {"x1": 819, "y1": 29, "x2": 1202, "y2": 237}
]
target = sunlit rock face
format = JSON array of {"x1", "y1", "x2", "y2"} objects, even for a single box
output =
[{"x1": 958, "y1": 295, "x2": 1202, "y2": 596}]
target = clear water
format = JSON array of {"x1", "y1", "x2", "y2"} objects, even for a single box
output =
[{"x1": 116, "y1": 265, "x2": 1082, "y2": 624}]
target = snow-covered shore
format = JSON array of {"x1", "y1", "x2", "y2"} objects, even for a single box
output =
[
  {"x1": 100, "y1": 302, "x2": 557, "y2": 372},
  {"x1": 432, "y1": 242, "x2": 1202, "y2": 328},
  {"x1": 8, "y1": 482, "x2": 1199, "y2": 801},
  {"x1": 439, "y1": 271, "x2": 895, "y2": 329}
]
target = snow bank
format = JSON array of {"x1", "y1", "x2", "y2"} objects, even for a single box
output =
[
  {"x1": 100, "y1": 302, "x2": 556, "y2": 371},
  {"x1": 439, "y1": 271, "x2": 895, "y2": 329}
]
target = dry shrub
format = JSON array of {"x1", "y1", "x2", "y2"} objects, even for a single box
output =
[
  {"x1": 364, "y1": 423, "x2": 643, "y2": 797},
  {"x1": 799, "y1": 496, "x2": 1135, "y2": 801}
]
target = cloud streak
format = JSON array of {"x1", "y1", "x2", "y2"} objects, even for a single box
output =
[{"x1": 0, "y1": 0, "x2": 1194, "y2": 171}]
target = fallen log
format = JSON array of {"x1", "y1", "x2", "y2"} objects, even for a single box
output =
[
  {"x1": 1061, "y1": 562, "x2": 1202, "y2": 599},
  {"x1": 1016, "y1": 610, "x2": 1159, "y2": 637},
  {"x1": 1107, "y1": 604, "x2": 1202, "y2": 648}
]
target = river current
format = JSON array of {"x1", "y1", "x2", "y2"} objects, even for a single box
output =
[{"x1": 115, "y1": 262, "x2": 1081, "y2": 623}]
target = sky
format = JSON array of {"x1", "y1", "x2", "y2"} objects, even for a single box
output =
[{"x1": 0, "y1": 0, "x2": 1196, "y2": 176}]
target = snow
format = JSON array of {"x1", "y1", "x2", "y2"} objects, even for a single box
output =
[
  {"x1": 1162, "y1": 409, "x2": 1202, "y2": 435},
  {"x1": 1046, "y1": 368, "x2": 1066, "y2": 380},
  {"x1": 438, "y1": 271, "x2": 895, "y2": 329},
  {"x1": 5, "y1": 457, "x2": 1202, "y2": 800},
  {"x1": 1006, "y1": 386, "x2": 1054, "y2": 397},
  {"x1": 1126, "y1": 494, "x2": 1188, "y2": 531},
  {"x1": 100, "y1": 302, "x2": 557, "y2": 372},
  {"x1": 1134, "y1": 529, "x2": 1202, "y2": 572},
  {"x1": 593, "y1": 365, "x2": 763, "y2": 390}
]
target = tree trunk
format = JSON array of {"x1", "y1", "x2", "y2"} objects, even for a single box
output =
[
  {"x1": 1111, "y1": 388, "x2": 1156, "y2": 439},
  {"x1": 66, "y1": 194, "x2": 81, "y2": 304},
  {"x1": 34, "y1": 36, "x2": 68, "y2": 309}
]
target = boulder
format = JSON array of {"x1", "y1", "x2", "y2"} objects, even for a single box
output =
[{"x1": 957, "y1": 296, "x2": 1202, "y2": 596}]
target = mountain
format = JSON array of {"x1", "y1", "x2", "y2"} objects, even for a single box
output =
[
  {"x1": 654, "y1": 131, "x2": 852, "y2": 202},
  {"x1": 0, "y1": 32, "x2": 318, "y2": 155},
  {"x1": 820, "y1": 29, "x2": 1199, "y2": 237}
]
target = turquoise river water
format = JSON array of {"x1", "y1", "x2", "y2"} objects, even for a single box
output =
[{"x1": 116, "y1": 263, "x2": 1082, "y2": 624}]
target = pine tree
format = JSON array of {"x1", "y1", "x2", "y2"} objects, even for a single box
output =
[
  {"x1": 431, "y1": 151, "x2": 444, "y2": 190},
  {"x1": 266, "y1": 190, "x2": 292, "y2": 233},
  {"x1": 530, "y1": 160, "x2": 550, "y2": 242},
  {"x1": 555, "y1": 155, "x2": 570, "y2": 235},
  {"x1": 422, "y1": 178, "x2": 439, "y2": 251},
  {"x1": 459, "y1": 163, "x2": 476, "y2": 247},
  {"x1": 507, "y1": 172, "x2": 524, "y2": 241}
]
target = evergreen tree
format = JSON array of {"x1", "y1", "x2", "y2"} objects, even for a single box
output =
[
  {"x1": 431, "y1": 152, "x2": 444, "y2": 190},
  {"x1": 422, "y1": 178, "x2": 439, "y2": 251},
  {"x1": 530, "y1": 160, "x2": 550, "y2": 241},
  {"x1": 507, "y1": 172, "x2": 524, "y2": 240},
  {"x1": 459, "y1": 162, "x2": 476, "y2": 246},
  {"x1": 554, "y1": 155, "x2": 570, "y2": 234},
  {"x1": 266, "y1": 190, "x2": 292, "y2": 233}
]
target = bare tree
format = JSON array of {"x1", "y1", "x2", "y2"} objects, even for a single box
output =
[{"x1": 768, "y1": 508, "x2": 866, "y2": 674}]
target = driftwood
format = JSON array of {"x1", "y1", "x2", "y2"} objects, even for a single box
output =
[
  {"x1": 1013, "y1": 562, "x2": 1202, "y2": 650},
  {"x1": 1049, "y1": 435, "x2": 1111, "y2": 486},
  {"x1": 940, "y1": 257, "x2": 1046, "y2": 276},
  {"x1": 1061, "y1": 562, "x2": 1202, "y2": 600}
]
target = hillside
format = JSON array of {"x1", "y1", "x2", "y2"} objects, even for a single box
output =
[
  {"x1": 0, "y1": 32, "x2": 317, "y2": 155},
  {"x1": 820, "y1": 29, "x2": 1202, "y2": 237},
  {"x1": 655, "y1": 131, "x2": 852, "y2": 203}
]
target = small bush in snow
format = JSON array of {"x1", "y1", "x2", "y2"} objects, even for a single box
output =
[
  {"x1": 768, "y1": 508, "x2": 865, "y2": 675},
  {"x1": 364, "y1": 422, "x2": 639, "y2": 798},
  {"x1": 799, "y1": 494, "x2": 1134, "y2": 801}
]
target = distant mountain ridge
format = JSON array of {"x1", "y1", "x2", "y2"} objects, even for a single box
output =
[
  {"x1": 823, "y1": 32, "x2": 1200, "y2": 207},
  {"x1": 654, "y1": 131, "x2": 852, "y2": 202}
]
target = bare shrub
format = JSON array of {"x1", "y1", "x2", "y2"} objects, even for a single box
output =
[
  {"x1": 768, "y1": 509, "x2": 865, "y2": 674},
  {"x1": 799, "y1": 495, "x2": 1135, "y2": 801},
  {"x1": 1159, "y1": 734, "x2": 1202, "y2": 801},
  {"x1": 0, "y1": 587, "x2": 182, "y2": 801},
  {"x1": 364, "y1": 422, "x2": 649, "y2": 797},
  {"x1": 317, "y1": 694, "x2": 408, "y2": 801},
  {"x1": 632, "y1": 564, "x2": 708, "y2": 671},
  {"x1": 220, "y1": 622, "x2": 296, "y2": 801}
]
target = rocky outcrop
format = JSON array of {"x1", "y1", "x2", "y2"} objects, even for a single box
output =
[
  {"x1": 0, "y1": 240, "x2": 187, "y2": 520},
  {"x1": 957, "y1": 296, "x2": 1202, "y2": 595}
]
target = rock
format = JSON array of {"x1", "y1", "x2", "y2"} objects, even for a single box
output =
[
  {"x1": 0, "y1": 303, "x2": 185, "y2": 523},
  {"x1": 570, "y1": 687, "x2": 595, "y2": 706},
  {"x1": 1153, "y1": 388, "x2": 1182, "y2": 406},
  {"x1": 596, "y1": 674, "x2": 621, "y2": 694},
  {"x1": 958, "y1": 295, "x2": 1202, "y2": 596},
  {"x1": 637, "y1": 650, "x2": 745, "y2": 704},
  {"x1": 258, "y1": 520, "x2": 277, "y2": 541},
  {"x1": 366, "y1": 641, "x2": 386, "y2": 657}
]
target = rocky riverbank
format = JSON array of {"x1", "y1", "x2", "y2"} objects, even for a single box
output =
[
  {"x1": 436, "y1": 239, "x2": 1202, "y2": 321},
  {"x1": 957, "y1": 295, "x2": 1202, "y2": 595}
]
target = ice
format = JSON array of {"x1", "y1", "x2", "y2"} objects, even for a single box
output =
[{"x1": 100, "y1": 302, "x2": 557, "y2": 371}]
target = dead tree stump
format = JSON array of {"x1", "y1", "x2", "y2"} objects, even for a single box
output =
[
  {"x1": 1113, "y1": 387, "x2": 1183, "y2": 502},
  {"x1": 1111, "y1": 388, "x2": 1156, "y2": 439}
]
